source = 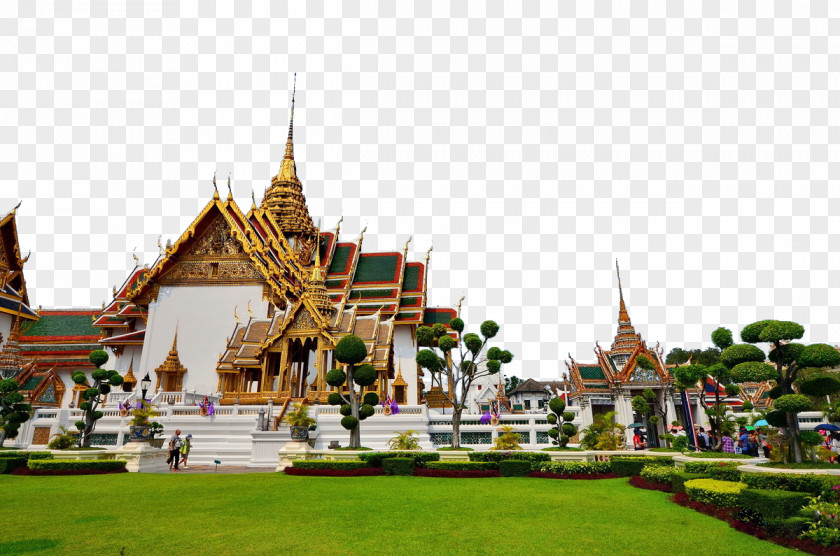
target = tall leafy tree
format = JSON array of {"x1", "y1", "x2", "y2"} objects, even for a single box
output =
[
  {"x1": 673, "y1": 327, "x2": 738, "y2": 450},
  {"x1": 326, "y1": 334, "x2": 378, "y2": 449},
  {"x1": 0, "y1": 378, "x2": 31, "y2": 447},
  {"x1": 724, "y1": 320, "x2": 840, "y2": 463},
  {"x1": 415, "y1": 318, "x2": 512, "y2": 449},
  {"x1": 73, "y1": 350, "x2": 124, "y2": 448},
  {"x1": 504, "y1": 376, "x2": 523, "y2": 396}
]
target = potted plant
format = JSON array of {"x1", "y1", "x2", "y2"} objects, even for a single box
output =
[
  {"x1": 284, "y1": 403, "x2": 316, "y2": 441},
  {"x1": 129, "y1": 400, "x2": 160, "y2": 443},
  {"x1": 148, "y1": 422, "x2": 165, "y2": 448}
]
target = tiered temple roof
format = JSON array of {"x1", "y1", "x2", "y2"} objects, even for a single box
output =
[
  {"x1": 93, "y1": 268, "x2": 148, "y2": 353},
  {"x1": 0, "y1": 207, "x2": 37, "y2": 322},
  {"x1": 567, "y1": 262, "x2": 670, "y2": 399},
  {"x1": 18, "y1": 309, "x2": 101, "y2": 372}
]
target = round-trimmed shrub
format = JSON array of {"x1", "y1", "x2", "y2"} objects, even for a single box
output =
[
  {"x1": 449, "y1": 318, "x2": 464, "y2": 333},
  {"x1": 765, "y1": 409, "x2": 788, "y2": 428},
  {"x1": 463, "y1": 333, "x2": 482, "y2": 354},
  {"x1": 487, "y1": 347, "x2": 502, "y2": 361},
  {"x1": 362, "y1": 392, "x2": 379, "y2": 406},
  {"x1": 799, "y1": 373, "x2": 840, "y2": 397},
  {"x1": 340, "y1": 404, "x2": 352, "y2": 416},
  {"x1": 359, "y1": 404, "x2": 375, "y2": 419},
  {"x1": 499, "y1": 350, "x2": 513, "y2": 364},
  {"x1": 437, "y1": 336, "x2": 455, "y2": 352},
  {"x1": 88, "y1": 350, "x2": 109, "y2": 368},
  {"x1": 353, "y1": 365, "x2": 377, "y2": 387},
  {"x1": 720, "y1": 344, "x2": 766, "y2": 368},
  {"x1": 415, "y1": 349, "x2": 440, "y2": 370},
  {"x1": 561, "y1": 423, "x2": 576, "y2": 437},
  {"x1": 326, "y1": 369, "x2": 346, "y2": 387},
  {"x1": 546, "y1": 414, "x2": 557, "y2": 424},
  {"x1": 774, "y1": 394, "x2": 812, "y2": 414},
  {"x1": 486, "y1": 360, "x2": 501, "y2": 374},
  {"x1": 334, "y1": 335, "x2": 368, "y2": 365},
  {"x1": 548, "y1": 397, "x2": 566, "y2": 414},
  {"x1": 432, "y1": 323, "x2": 448, "y2": 338},
  {"x1": 340, "y1": 416, "x2": 359, "y2": 430},
  {"x1": 327, "y1": 392, "x2": 344, "y2": 406},
  {"x1": 797, "y1": 343, "x2": 840, "y2": 368},
  {"x1": 480, "y1": 320, "x2": 499, "y2": 339}
]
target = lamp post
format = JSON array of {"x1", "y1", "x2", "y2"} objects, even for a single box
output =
[{"x1": 141, "y1": 373, "x2": 152, "y2": 402}]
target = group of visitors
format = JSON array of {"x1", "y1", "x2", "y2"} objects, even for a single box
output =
[
  {"x1": 166, "y1": 429, "x2": 192, "y2": 471},
  {"x1": 713, "y1": 427, "x2": 770, "y2": 457}
]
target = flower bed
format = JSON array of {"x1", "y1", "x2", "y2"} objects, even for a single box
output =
[
  {"x1": 291, "y1": 460, "x2": 370, "y2": 470},
  {"x1": 757, "y1": 462, "x2": 840, "y2": 470},
  {"x1": 640, "y1": 464, "x2": 677, "y2": 485},
  {"x1": 284, "y1": 466, "x2": 383, "y2": 477},
  {"x1": 414, "y1": 468, "x2": 500, "y2": 478},
  {"x1": 629, "y1": 475, "x2": 673, "y2": 492},
  {"x1": 427, "y1": 461, "x2": 497, "y2": 471}
]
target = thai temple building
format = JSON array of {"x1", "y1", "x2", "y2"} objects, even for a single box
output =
[
  {"x1": 567, "y1": 262, "x2": 704, "y2": 444},
  {"x1": 0, "y1": 94, "x2": 780, "y2": 460}
]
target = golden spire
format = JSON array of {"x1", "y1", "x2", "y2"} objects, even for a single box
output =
[
  {"x1": 251, "y1": 189, "x2": 257, "y2": 210},
  {"x1": 457, "y1": 296, "x2": 465, "y2": 317},
  {"x1": 616, "y1": 258, "x2": 630, "y2": 324},
  {"x1": 154, "y1": 331, "x2": 188, "y2": 380},
  {"x1": 611, "y1": 259, "x2": 641, "y2": 356},
  {"x1": 227, "y1": 174, "x2": 233, "y2": 201},
  {"x1": 212, "y1": 172, "x2": 219, "y2": 200},
  {"x1": 123, "y1": 356, "x2": 137, "y2": 385},
  {"x1": 276, "y1": 73, "x2": 299, "y2": 184}
]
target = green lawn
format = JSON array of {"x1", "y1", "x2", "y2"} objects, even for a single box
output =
[{"x1": 0, "y1": 474, "x2": 795, "y2": 555}]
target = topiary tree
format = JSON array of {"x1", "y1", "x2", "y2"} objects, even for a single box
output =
[
  {"x1": 672, "y1": 327, "x2": 737, "y2": 451},
  {"x1": 415, "y1": 317, "x2": 513, "y2": 449},
  {"x1": 630, "y1": 386, "x2": 667, "y2": 447},
  {"x1": 73, "y1": 350, "x2": 124, "y2": 448},
  {"x1": 724, "y1": 320, "x2": 840, "y2": 463},
  {"x1": 0, "y1": 378, "x2": 31, "y2": 447},
  {"x1": 798, "y1": 430, "x2": 824, "y2": 463},
  {"x1": 546, "y1": 397, "x2": 576, "y2": 447},
  {"x1": 327, "y1": 335, "x2": 378, "y2": 449}
]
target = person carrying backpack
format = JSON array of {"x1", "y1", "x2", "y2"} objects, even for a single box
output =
[
  {"x1": 180, "y1": 434, "x2": 192, "y2": 469},
  {"x1": 167, "y1": 429, "x2": 183, "y2": 471}
]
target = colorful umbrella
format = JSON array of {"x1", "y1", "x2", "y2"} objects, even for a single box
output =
[
  {"x1": 814, "y1": 424, "x2": 840, "y2": 432},
  {"x1": 754, "y1": 419, "x2": 769, "y2": 427},
  {"x1": 627, "y1": 423, "x2": 645, "y2": 429}
]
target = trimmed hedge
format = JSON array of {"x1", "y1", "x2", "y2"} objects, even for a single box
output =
[
  {"x1": 684, "y1": 479, "x2": 747, "y2": 508},
  {"x1": 0, "y1": 451, "x2": 52, "y2": 462},
  {"x1": 426, "y1": 461, "x2": 498, "y2": 471},
  {"x1": 763, "y1": 516, "x2": 811, "y2": 537},
  {"x1": 27, "y1": 459, "x2": 127, "y2": 472},
  {"x1": 671, "y1": 471, "x2": 709, "y2": 494},
  {"x1": 359, "y1": 452, "x2": 440, "y2": 467},
  {"x1": 640, "y1": 465, "x2": 677, "y2": 485},
  {"x1": 414, "y1": 468, "x2": 500, "y2": 478},
  {"x1": 291, "y1": 460, "x2": 370, "y2": 470},
  {"x1": 686, "y1": 452, "x2": 751, "y2": 459},
  {"x1": 682, "y1": 461, "x2": 741, "y2": 474},
  {"x1": 383, "y1": 457, "x2": 415, "y2": 476},
  {"x1": 0, "y1": 457, "x2": 26, "y2": 474},
  {"x1": 610, "y1": 456, "x2": 674, "y2": 477},
  {"x1": 468, "y1": 451, "x2": 550, "y2": 464},
  {"x1": 535, "y1": 461, "x2": 612, "y2": 475},
  {"x1": 499, "y1": 460, "x2": 532, "y2": 477},
  {"x1": 739, "y1": 488, "x2": 811, "y2": 520},
  {"x1": 740, "y1": 472, "x2": 840, "y2": 498}
]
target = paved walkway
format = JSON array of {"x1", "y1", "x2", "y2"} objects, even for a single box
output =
[{"x1": 167, "y1": 465, "x2": 276, "y2": 474}]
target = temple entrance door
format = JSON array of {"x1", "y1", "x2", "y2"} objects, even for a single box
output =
[
  {"x1": 393, "y1": 385, "x2": 406, "y2": 404},
  {"x1": 287, "y1": 338, "x2": 318, "y2": 398}
]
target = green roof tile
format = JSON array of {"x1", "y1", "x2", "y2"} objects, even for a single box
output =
[
  {"x1": 423, "y1": 310, "x2": 455, "y2": 325},
  {"x1": 354, "y1": 255, "x2": 399, "y2": 283},
  {"x1": 22, "y1": 313, "x2": 99, "y2": 338},
  {"x1": 579, "y1": 366, "x2": 607, "y2": 380},
  {"x1": 403, "y1": 264, "x2": 422, "y2": 291},
  {"x1": 21, "y1": 376, "x2": 44, "y2": 390},
  {"x1": 328, "y1": 245, "x2": 353, "y2": 275}
]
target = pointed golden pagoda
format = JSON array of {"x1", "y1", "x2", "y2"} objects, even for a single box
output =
[
  {"x1": 123, "y1": 356, "x2": 137, "y2": 388},
  {"x1": 0, "y1": 316, "x2": 24, "y2": 378},
  {"x1": 306, "y1": 231, "x2": 333, "y2": 316},
  {"x1": 264, "y1": 73, "x2": 317, "y2": 240},
  {"x1": 154, "y1": 332, "x2": 188, "y2": 391},
  {"x1": 610, "y1": 259, "x2": 641, "y2": 356}
]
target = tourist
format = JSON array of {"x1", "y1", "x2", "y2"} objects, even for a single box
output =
[
  {"x1": 831, "y1": 432, "x2": 840, "y2": 463},
  {"x1": 747, "y1": 431, "x2": 759, "y2": 457},
  {"x1": 697, "y1": 427, "x2": 710, "y2": 451},
  {"x1": 180, "y1": 434, "x2": 192, "y2": 469},
  {"x1": 633, "y1": 430, "x2": 645, "y2": 451},
  {"x1": 758, "y1": 429, "x2": 770, "y2": 459},
  {"x1": 168, "y1": 429, "x2": 183, "y2": 471},
  {"x1": 721, "y1": 432, "x2": 735, "y2": 453},
  {"x1": 738, "y1": 428, "x2": 749, "y2": 455}
]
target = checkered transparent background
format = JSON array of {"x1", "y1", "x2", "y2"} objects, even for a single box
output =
[{"x1": 2, "y1": 2, "x2": 839, "y2": 381}]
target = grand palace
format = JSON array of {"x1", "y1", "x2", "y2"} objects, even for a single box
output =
[{"x1": 0, "y1": 98, "x2": 772, "y2": 462}]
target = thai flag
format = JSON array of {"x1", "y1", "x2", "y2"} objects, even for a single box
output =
[{"x1": 491, "y1": 402, "x2": 500, "y2": 419}]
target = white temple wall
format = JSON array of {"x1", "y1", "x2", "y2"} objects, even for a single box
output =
[
  {"x1": 139, "y1": 285, "x2": 268, "y2": 396},
  {"x1": 0, "y1": 313, "x2": 12, "y2": 352},
  {"x1": 392, "y1": 325, "x2": 418, "y2": 404}
]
